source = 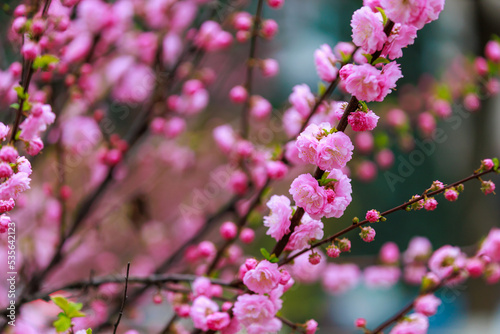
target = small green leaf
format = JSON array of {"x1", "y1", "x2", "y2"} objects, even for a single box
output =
[
  {"x1": 374, "y1": 132, "x2": 390, "y2": 149},
  {"x1": 260, "y1": 248, "x2": 270, "y2": 260},
  {"x1": 50, "y1": 296, "x2": 85, "y2": 318},
  {"x1": 339, "y1": 50, "x2": 350, "y2": 63},
  {"x1": 372, "y1": 57, "x2": 390, "y2": 65},
  {"x1": 269, "y1": 257, "x2": 279, "y2": 263},
  {"x1": 86, "y1": 329, "x2": 93, "y2": 334},
  {"x1": 492, "y1": 157, "x2": 499, "y2": 171},
  {"x1": 320, "y1": 178, "x2": 338, "y2": 186},
  {"x1": 358, "y1": 101, "x2": 369, "y2": 112},
  {"x1": 22, "y1": 101, "x2": 32, "y2": 112},
  {"x1": 436, "y1": 83, "x2": 452, "y2": 101},
  {"x1": 376, "y1": 7, "x2": 388, "y2": 25},
  {"x1": 10, "y1": 103, "x2": 19, "y2": 109},
  {"x1": 15, "y1": 130, "x2": 21, "y2": 141},
  {"x1": 13, "y1": 86, "x2": 26, "y2": 99},
  {"x1": 362, "y1": 53, "x2": 373, "y2": 64},
  {"x1": 318, "y1": 82, "x2": 326, "y2": 96},
  {"x1": 33, "y1": 54, "x2": 59, "y2": 70},
  {"x1": 53, "y1": 313, "x2": 71, "y2": 333}
]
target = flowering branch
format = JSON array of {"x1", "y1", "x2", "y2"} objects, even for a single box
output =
[
  {"x1": 112, "y1": 262, "x2": 130, "y2": 334},
  {"x1": 279, "y1": 167, "x2": 497, "y2": 267},
  {"x1": 240, "y1": 0, "x2": 265, "y2": 138}
]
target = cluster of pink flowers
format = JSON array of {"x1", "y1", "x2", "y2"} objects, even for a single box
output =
[{"x1": 290, "y1": 169, "x2": 352, "y2": 219}]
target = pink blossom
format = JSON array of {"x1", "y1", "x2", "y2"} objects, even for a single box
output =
[
  {"x1": 190, "y1": 296, "x2": 219, "y2": 331},
  {"x1": 21, "y1": 41, "x2": 40, "y2": 61},
  {"x1": 389, "y1": 313, "x2": 429, "y2": 334},
  {"x1": 482, "y1": 159, "x2": 494, "y2": 170},
  {"x1": 112, "y1": 64, "x2": 154, "y2": 103},
  {"x1": 0, "y1": 123, "x2": 9, "y2": 140},
  {"x1": 383, "y1": 23, "x2": 418, "y2": 59},
  {"x1": 320, "y1": 169, "x2": 353, "y2": 218},
  {"x1": 428, "y1": 245, "x2": 466, "y2": 279},
  {"x1": 322, "y1": 263, "x2": 361, "y2": 294},
  {"x1": 355, "y1": 317, "x2": 367, "y2": 328},
  {"x1": 195, "y1": 21, "x2": 233, "y2": 52},
  {"x1": 340, "y1": 62, "x2": 402, "y2": 102},
  {"x1": 485, "y1": 263, "x2": 500, "y2": 284},
  {"x1": 267, "y1": 0, "x2": 285, "y2": 9},
  {"x1": 364, "y1": 265, "x2": 401, "y2": 288},
  {"x1": 424, "y1": 197, "x2": 438, "y2": 211},
  {"x1": 485, "y1": 40, "x2": 500, "y2": 63},
  {"x1": 415, "y1": 294, "x2": 441, "y2": 316},
  {"x1": 261, "y1": 19, "x2": 279, "y2": 39},
  {"x1": 243, "y1": 260, "x2": 281, "y2": 294},
  {"x1": 198, "y1": 241, "x2": 216, "y2": 258},
  {"x1": 380, "y1": 242, "x2": 400, "y2": 264},
  {"x1": 348, "y1": 109, "x2": 380, "y2": 131},
  {"x1": 366, "y1": 209, "x2": 381, "y2": 223},
  {"x1": 481, "y1": 180, "x2": 495, "y2": 195},
  {"x1": 233, "y1": 12, "x2": 252, "y2": 31},
  {"x1": 193, "y1": 277, "x2": 212, "y2": 297},
  {"x1": 305, "y1": 319, "x2": 318, "y2": 334},
  {"x1": 260, "y1": 59, "x2": 279, "y2": 77},
  {"x1": 264, "y1": 195, "x2": 292, "y2": 241},
  {"x1": 465, "y1": 257, "x2": 485, "y2": 278},
  {"x1": 229, "y1": 85, "x2": 248, "y2": 103},
  {"x1": 351, "y1": 6, "x2": 387, "y2": 54},
  {"x1": 309, "y1": 252, "x2": 322, "y2": 265},
  {"x1": 250, "y1": 95, "x2": 272, "y2": 120},
  {"x1": 356, "y1": 160, "x2": 378, "y2": 183},
  {"x1": 289, "y1": 173, "x2": 326, "y2": 219},
  {"x1": 464, "y1": 93, "x2": 480, "y2": 112},
  {"x1": 355, "y1": 132, "x2": 374, "y2": 153},
  {"x1": 206, "y1": 312, "x2": 231, "y2": 331},
  {"x1": 0, "y1": 163, "x2": 13, "y2": 178},
  {"x1": 0, "y1": 172, "x2": 31, "y2": 201},
  {"x1": 326, "y1": 245, "x2": 341, "y2": 258},
  {"x1": 162, "y1": 33, "x2": 182, "y2": 67},
  {"x1": 240, "y1": 228, "x2": 255, "y2": 244},
  {"x1": 360, "y1": 226, "x2": 376, "y2": 242},
  {"x1": 444, "y1": 188, "x2": 458, "y2": 201},
  {"x1": 295, "y1": 123, "x2": 325, "y2": 164},
  {"x1": 62, "y1": 116, "x2": 101, "y2": 154},
  {"x1": 375, "y1": 149, "x2": 395, "y2": 169},
  {"x1": 228, "y1": 170, "x2": 248, "y2": 195},
  {"x1": 0, "y1": 199, "x2": 15, "y2": 214},
  {"x1": 315, "y1": 131, "x2": 354, "y2": 170},
  {"x1": 19, "y1": 104, "x2": 56, "y2": 142},
  {"x1": 220, "y1": 221, "x2": 237, "y2": 240},
  {"x1": 339, "y1": 238, "x2": 352, "y2": 252},
  {"x1": 0, "y1": 146, "x2": 18, "y2": 163},
  {"x1": 289, "y1": 84, "x2": 315, "y2": 118},
  {"x1": 213, "y1": 125, "x2": 236, "y2": 154},
  {"x1": 387, "y1": 108, "x2": 409, "y2": 128},
  {"x1": 233, "y1": 294, "x2": 282, "y2": 334},
  {"x1": 314, "y1": 44, "x2": 338, "y2": 82},
  {"x1": 286, "y1": 213, "x2": 324, "y2": 251},
  {"x1": 381, "y1": 0, "x2": 445, "y2": 30},
  {"x1": 478, "y1": 228, "x2": 500, "y2": 262},
  {"x1": 26, "y1": 138, "x2": 44, "y2": 156},
  {"x1": 334, "y1": 42, "x2": 356, "y2": 60},
  {"x1": 403, "y1": 236, "x2": 432, "y2": 264},
  {"x1": 404, "y1": 264, "x2": 428, "y2": 285},
  {"x1": 266, "y1": 161, "x2": 288, "y2": 180}
]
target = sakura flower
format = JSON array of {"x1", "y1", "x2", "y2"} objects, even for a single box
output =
[
  {"x1": 347, "y1": 109, "x2": 380, "y2": 131},
  {"x1": 478, "y1": 228, "x2": 500, "y2": 262},
  {"x1": 364, "y1": 265, "x2": 401, "y2": 288},
  {"x1": 233, "y1": 294, "x2": 282, "y2": 334},
  {"x1": 351, "y1": 6, "x2": 387, "y2": 54},
  {"x1": 289, "y1": 84, "x2": 315, "y2": 118},
  {"x1": 263, "y1": 195, "x2": 292, "y2": 241},
  {"x1": 243, "y1": 260, "x2": 281, "y2": 294},
  {"x1": 190, "y1": 296, "x2": 219, "y2": 331},
  {"x1": 315, "y1": 131, "x2": 354, "y2": 171},
  {"x1": 322, "y1": 263, "x2": 361, "y2": 294},
  {"x1": 414, "y1": 294, "x2": 441, "y2": 316},
  {"x1": 389, "y1": 313, "x2": 429, "y2": 334},
  {"x1": 314, "y1": 44, "x2": 338, "y2": 82},
  {"x1": 286, "y1": 213, "x2": 324, "y2": 251},
  {"x1": 428, "y1": 245, "x2": 466, "y2": 280},
  {"x1": 19, "y1": 104, "x2": 55, "y2": 142},
  {"x1": 289, "y1": 173, "x2": 326, "y2": 219},
  {"x1": 381, "y1": 0, "x2": 445, "y2": 30}
]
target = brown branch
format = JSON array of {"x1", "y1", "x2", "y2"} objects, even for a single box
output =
[
  {"x1": 113, "y1": 262, "x2": 130, "y2": 334},
  {"x1": 279, "y1": 168, "x2": 496, "y2": 266},
  {"x1": 240, "y1": 0, "x2": 265, "y2": 139}
]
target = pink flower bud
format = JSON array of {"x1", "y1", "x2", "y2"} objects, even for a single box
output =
[
  {"x1": 236, "y1": 30, "x2": 250, "y2": 43},
  {"x1": 13, "y1": 4, "x2": 27, "y2": 17},
  {"x1": 444, "y1": 188, "x2": 459, "y2": 201},
  {"x1": 249, "y1": 95, "x2": 272, "y2": 120},
  {"x1": 0, "y1": 163, "x2": 13, "y2": 178},
  {"x1": 279, "y1": 269, "x2": 291, "y2": 285},
  {"x1": 355, "y1": 132, "x2": 374, "y2": 154},
  {"x1": 481, "y1": 180, "x2": 496, "y2": 195},
  {"x1": 105, "y1": 149, "x2": 122, "y2": 166},
  {"x1": 338, "y1": 238, "x2": 351, "y2": 252},
  {"x1": 464, "y1": 93, "x2": 480, "y2": 112},
  {"x1": 365, "y1": 209, "x2": 380, "y2": 223},
  {"x1": 360, "y1": 226, "x2": 376, "y2": 242},
  {"x1": 240, "y1": 228, "x2": 255, "y2": 244},
  {"x1": 305, "y1": 319, "x2": 318, "y2": 334},
  {"x1": 9, "y1": 62, "x2": 22, "y2": 77},
  {"x1": 355, "y1": 318, "x2": 367, "y2": 328},
  {"x1": 260, "y1": 59, "x2": 279, "y2": 77},
  {"x1": 326, "y1": 245, "x2": 340, "y2": 258},
  {"x1": 267, "y1": 0, "x2": 285, "y2": 9},
  {"x1": 474, "y1": 57, "x2": 489, "y2": 76},
  {"x1": 482, "y1": 159, "x2": 494, "y2": 170},
  {"x1": 206, "y1": 312, "x2": 230, "y2": 331},
  {"x1": 486, "y1": 79, "x2": 500, "y2": 95},
  {"x1": 424, "y1": 197, "x2": 438, "y2": 211},
  {"x1": 31, "y1": 19, "x2": 45, "y2": 36},
  {"x1": 380, "y1": 242, "x2": 400, "y2": 264},
  {"x1": 228, "y1": 170, "x2": 248, "y2": 195},
  {"x1": 261, "y1": 19, "x2": 278, "y2": 39},
  {"x1": 414, "y1": 294, "x2": 441, "y2": 316},
  {"x1": 198, "y1": 241, "x2": 216, "y2": 258},
  {"x1": 0, "y1": 199, "x2": 15, "y2": 214},
  {"x1": 150, "y1": 117, "x2": 166, "y2": 134},
  {"x1": 174, "y1": 304, "x2": 190, "y2": 317},
  {"x1": 233, "y1": 12, "x2": 253, "y2": 31},
  {"x1": 21, "y1": 42, "x2": 41, "y2": 61},
  {"x1": 229, "y1": 85, "x2": 248, "y2": 103},
  {"x1": 387, "y1": 108, "x2": 408, "y2": 128},
  {"x1": 222, "y1": 302, "x2": 232, "y2": 312},
  {"x1": 466, "y1": 257, "x2": 484, "y2": 278},
  {"x1": 60, "y1": 185, "x2": 72, "y2": 200},
  {"x1": 309, "y1": 252, "x2": 321, "y2": 265},
  {"x1": 375, "y1": 149, "x2": 395, "y2": 170},
  {"x1": 0, "y1": 146, "x2": 18, "y2": 163},
  {"x1": 153, "y1": 294, "x2": 163, "y2": 304},
  {"x1": 418, "y1": 112, "x2": 436, "y2": 137},
  {"x1": 164, "y1": 117, "x2": 186, "y2": 139},
  {"x1": 220, "y1": 221, "x2": 237, "y2": 240},
  {"x1": 485, "y1": 40, "x2": 500, "y2": 63},
  {"x1": 12, "y1": 17, "x2": 27, "y2": 33},
  {"x1": 266, "y1": 160, "x2": 288, "y2": 180}
]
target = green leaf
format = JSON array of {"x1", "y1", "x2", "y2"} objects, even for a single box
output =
[
  {"x1": 362, "y1": 53, "x2": 373, "y2": 64},
  {"x1": 13, "y1": 86, "x2": 26, "y2": 99},
  {"x1": 339, "y1": 50, "x2": 350, "y2": 63},
  {"x1": 372, "y1": 57, "x2": 390, "y2": 65},
  {"x1": 318, "y1": 82, "x2": 326, "y2": 96},
  {"x1": 358, "y1": 100, "x2": 369, "y2": 112},
  {"x1": 86, "y1": 329, "x2": 93, "y2": 334},
  {"x1": 10, "y1": 103, "x2": 19, "y2": 109},
  {"x1": 260, "y1": 248, "x2": 270, "y2": 260},
  {"x1": 492, "y1": 157, "x2": 499, "y2": 171},
  {"x1": 22, "y1": 101, "x2": 32, "y2": 112},
  {"x1": 436, "y1": 83, "x2": 452, "y2": 101},
  {"x1": 50, "y1": 296, "x2": 85, "y2": 318},
  {"x1": 33, "y1": 54, "x2": 59, "y2": 70},
  {"x1": 374, "y1": 132, "x2": 390, "y2": 149},
  {"x1": 269, "y1": 257, "x2": 279, "y2": 263},
  {"x1": 376, "y1": 7, "x2": 388, "y2": 25},
  {"x1": 320, "y1": 178, "x2": 338, "y2": 186},
  {"x1": 15, "y1": 130, "x2": 21, "y2": 141},
  {"x1": 53, "y1": 313, "x2": 71, "y2": 333}
]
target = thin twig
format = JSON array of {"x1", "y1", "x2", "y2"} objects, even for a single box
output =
[{"x1": 113, "y1": 262, "x2": 131, "y2": 334}]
